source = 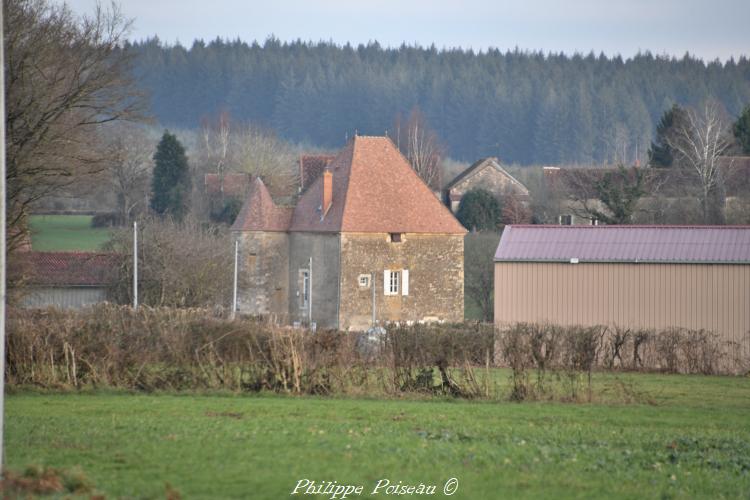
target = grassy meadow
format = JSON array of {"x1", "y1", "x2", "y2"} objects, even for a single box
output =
[
  {"x1": 29, "y1": 215, "x2": 111, "y2": 251},
  {"x1": 6, "y1": 372, "x2": 750, "y2": 499}
]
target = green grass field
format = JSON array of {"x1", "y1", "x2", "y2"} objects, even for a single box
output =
[
  {"x1": 29, "y1": 215, "x2": 112, "y2": 251},
  {"x1": 6, "y1": 372, "x2": 750, "y2": 499}
]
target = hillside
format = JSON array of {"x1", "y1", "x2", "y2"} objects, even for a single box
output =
[{"x1": 129, "y1": 38, "x2": 750, "y2": 164}]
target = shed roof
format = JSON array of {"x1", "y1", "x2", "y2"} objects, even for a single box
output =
[
  {"x1": 494, "y1": 225, "x2": 750, "y2": 264},
  {"x1": 20, "y1": 252, "x2": 120, "y2": 286}
]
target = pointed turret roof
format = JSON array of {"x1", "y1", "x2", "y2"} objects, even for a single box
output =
[{"x1": 230, "y1": 177, "x2": 293, "y2": 232}]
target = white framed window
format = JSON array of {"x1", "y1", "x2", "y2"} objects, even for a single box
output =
[
  {"x1": 384, "y1": 269, "x2": 409, "y2": 296},
  {"x1": 358, "y1": 274, "x2": 371, "y2": 288}
]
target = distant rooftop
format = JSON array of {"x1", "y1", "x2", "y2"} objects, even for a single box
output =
[{"x1": 495, "y1": 225, "x2": 750, "y2": 264}]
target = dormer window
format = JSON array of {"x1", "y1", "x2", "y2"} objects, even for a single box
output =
[{"x1": 390, "y1": 233, "x2": 402, "y2": 243}]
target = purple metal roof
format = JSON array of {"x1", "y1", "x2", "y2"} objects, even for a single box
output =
[{"x1": 494, "y1": 225, "x2": 750, "y2": 264}]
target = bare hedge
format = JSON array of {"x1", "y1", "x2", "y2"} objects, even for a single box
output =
[
  {"x1": 7, "y1": 305, "x2": 747, "y2": 402},
  {"x1": 496, "y1": 323, "x2": 750, "y2": 401},
  {"x1": 5, "y1": 305, "x2": 494, "y2": 397}
]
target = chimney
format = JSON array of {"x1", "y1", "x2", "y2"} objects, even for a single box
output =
[{"x1": 322, "y1": 169, "x2": 333, "y2": 214}]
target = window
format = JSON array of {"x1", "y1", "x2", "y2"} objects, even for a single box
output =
[
  {"x1": 300, "y1": 269, "x2": 309, "y2": 308},
  {"x1": 388, "y1": 270, "x2": 399, "y2": 294},
  {"x1": 390, "y1": 233, "x2": 402, "y2": 243},
  {"x1": 559, "y1": 214, "x2": 574, "y2": 225},
  {"x1": 590, "y1": 218, "x2": 599, "y2": 226},
  {"x1": 384, "y1": 269, "x2": 409, "y2": 296},
  {"x1": 358, "y1": 274, "x2": 371, "y2": 288}
]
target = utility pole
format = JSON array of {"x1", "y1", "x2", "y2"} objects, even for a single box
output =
[
  {"x1": 308, "y1": 257, "x2": 313, "y2": 327},
  {"x1": 231, "y1": 239, "x2": 238, "y2": 319},
  {"x1": 371, "y1": 272, "x2": 376, "y2": 327},
  {"x1": 0, "y1": 2, "x2": 7, "y2": 476},
  {"x1": 133, "y1": 221, "x2": 138, "y2": 309}
]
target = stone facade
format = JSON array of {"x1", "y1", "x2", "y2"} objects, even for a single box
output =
[
  {"x1": 445, "y1": 158, "x2": 529, "y2": 213},
  {"x1": 287, "y1": 232, "x2": 340, "y2": 328},
  {"x1": 236, "y1": 231, "x2": 289, "y2": 318},
  {"x1": 338, "y1": 233, "x2": 464, "y2": 331}
]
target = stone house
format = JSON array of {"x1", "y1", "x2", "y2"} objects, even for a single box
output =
[
  {"x1": 231, "y1": 136, "x2": 467, "y2": 330},
  {"x1": 444, "y1": 157, "x2": 529, "y2": 213}
]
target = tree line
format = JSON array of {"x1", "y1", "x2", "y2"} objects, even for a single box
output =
[{"x1": 128, "y1": 37, "x2": 750, "y2": 165}]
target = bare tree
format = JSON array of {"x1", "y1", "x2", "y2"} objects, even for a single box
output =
[
  {"x1": 667, "y1": 101, "x2": 734, "y2": 223},
  {"x1": 105, "y1": 216, "x2": 233, "y2": 308},
  {"x1": 101, "y1": 124, "x2": 154, "y2": 223},
  {"x1": 234, "y1": 125, "x2": 298, "y2": 197},
  {"x1": 500, "y1": 188, "x2": 532, "y2": 225},
  {"x1": 4, "y1": 0, "x2": 145, "y2": 250},
  {"x1": 464, "y1": 231, "x2": 502, "y2": 322},
  {"x1": 201, "y1": 110, "x2": 231, "y2": 198},
  {"x1": 564, "y1": 166, "x2": 650, "y2": 225},
  {"x1": 394, "y1": 108, "x2": 445, "y2": 189}
]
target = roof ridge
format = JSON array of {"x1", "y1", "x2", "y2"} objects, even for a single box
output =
[{"x1": 336, "y1": 138, "x2": 356, "y2": 228}]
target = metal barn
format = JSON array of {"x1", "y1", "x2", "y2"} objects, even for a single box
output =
[{"x1": 494, "y1": 225, "x2": 750, "y2": 353}]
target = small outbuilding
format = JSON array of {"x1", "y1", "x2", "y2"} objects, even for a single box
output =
[
  {"x1": 18, "y1": 252, "x2": 119, "y2": 309},
  {"x1": 494, "y1": 225, "x2": 750, "y2": 352}
]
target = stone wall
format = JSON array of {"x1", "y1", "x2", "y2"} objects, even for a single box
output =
[
  {"x1": 449, "y1": 165, "x2": 527, "y2": 212},
  {"x1": 288, "y1": 232, "x2": 341, "y2": 329},
  {"x1": 235, "y1": 231, "x2": 289, "y2": 318},
  {"x1": 338, "y1": 233, "x2": 464, "y2": 331}
]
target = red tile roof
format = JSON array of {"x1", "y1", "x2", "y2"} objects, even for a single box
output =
[
  {"x1": 20, "y1": 252, "x2": 120, "y2": 286},
  {"x1": 230, "y1": 177, "x2": 293, "y2": 232},
  {"x1": 204, "y1": 173, "x2": 251, "y2": 197},
  {"x1": 495, "y1": 225, "x2": 750, "y2": 264},
  {"x1": 299, "y1": 154, "x2": 335, "y2": 191},
  {"x1": 289, "y1": 136, "x2": 466, "y2": 234}
]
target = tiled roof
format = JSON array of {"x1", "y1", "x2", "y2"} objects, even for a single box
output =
[
  {"x1": 204, "y1": 173, "x2": 251, "y2": 197},
  {"x1": 21, "y1": 252, "x2": 120, "y2": 286},
  {"x1": 231, "y1": 177, "x2": 293, "y2": 232},
  {"x1": 299, "y1": 154, "x2": 335, "y2": 191},
  {"x1": 495, "y1": 225, "x2": 750, "y2": 264},
  {"x1": 289, "y1": 136, "x2": 466, "y2": 234}
]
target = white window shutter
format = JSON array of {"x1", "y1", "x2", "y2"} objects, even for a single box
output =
[
  {"x1": 384, "y1": 270, "x2": 390, "y2": 296},
  {"x1": 401, "y1": 269, "x2": 409, "y2": 296}
]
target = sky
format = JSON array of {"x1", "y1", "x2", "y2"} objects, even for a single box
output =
[{"x1": 60, "y1": 0, "x2": 749, "y2": 61}]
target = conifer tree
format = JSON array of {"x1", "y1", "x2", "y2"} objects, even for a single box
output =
[
  {"x1": 734, "y1": 104, "x2": 750, "y2": 155},
  {"x1": 150, "y1": 131, "x2": 192, "y2": 221},
  {"x1": 648, "y1": 104, "x2": 689, "y2": 168}
]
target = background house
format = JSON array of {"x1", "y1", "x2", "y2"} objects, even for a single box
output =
[
  {"x1": 232, "y1": 135, "x2": 466, "y2": 330},
  {"x1": 444, "y1": 157, "x2": 529, "y2": 213},
  {"x1": 494, "y1": 225, "x2": 750, "y2": 354}
]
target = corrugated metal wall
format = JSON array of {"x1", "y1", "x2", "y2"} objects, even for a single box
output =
[
  {"x1": 21, "y1": 287, "x2": 108, "y2": 309},
  {"x1": 494, "y1": 262, "x2": 750, "y2": 354}
]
